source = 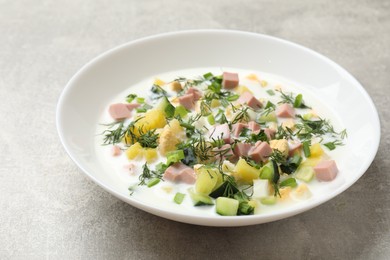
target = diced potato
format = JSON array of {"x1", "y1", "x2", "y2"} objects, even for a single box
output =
[
  {"x1": 282, "y1": 119, "x2": 295, "y2": 130},
  {"x1": 291, "y1": 184, "x2": 312, "y2": 200},
  {"x1": 210, "y1": 99, "x2": 220, "y2": 108},
  {"x1": 246, "y1": 74, "x2": 259, "y2": 81},
  {"x1": 260, "y1": 80, "x2": 268, "y2": 87},
  {"x1": 154, "y1": 78, "x2": 165, "y2": 86},
  {"x1": 143, "y1": 148, "x2": 157, "y2": 163},
  {"x1": 301, "y1": 157, "x2": 321, "y2": 167},
  {"x1": 126, "y1": 142, "x2": 143, "y2": 160},
  {"x1": 222, "y1": 160, "x2": 235, "y2": 174},
  {"x1": 169, "y1": 81, "x2": 182, "y2": 92},
  {"x1": 270, "y1": 139, "x2": 289, "y2": 157},
  {"x1": 195, "y1": 167, "x2": 221, "y2": 195},
  {"x1": 310, "y1": 143, "x2": 324, "y2": 158},
  {"x1": 234, "y1": 158, "x2": 260, "y2": 184},
  {"x1": 158, "y1": 119, "x2": 184, "y2": 156},
  {"x1": 134, "y1": 109, "x2": 166, "y2": 135},
  {"x1": 278, "y1": 186, "x2": 292, "y2": 201},
  {"x1": 236, "y1": 85, "x2": 253, "y2": 94}
]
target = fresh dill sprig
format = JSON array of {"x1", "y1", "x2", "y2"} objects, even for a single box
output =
[
  {"x1": 150, "y1": 84, "x2": 168, "y2": 100},
  {"x1": 139, "y1": 163, "x2": 163, "y2": 186},
  {"x1": 231, "y1": 106, "x2": 250, "y2": 124},
  {"x1": 137, "y1": 128, "x2": 159, "y2": 148},
  {"x1": 102, "y1": 121, "x2": 125, "y2": 145}
]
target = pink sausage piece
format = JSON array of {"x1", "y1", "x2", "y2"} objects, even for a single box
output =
[
  {"x1": 209, "y1": 123, "x2": 231, "y2": 144},
  {"x1": 233, "y1": 143, "x2": 252, "y2": 157},
  {"x1": 276, "y1": 104, "x2": 295, "y2": 118},
  {"x1": 213, "y1": 144, "x2": 235, "y2": 161},
  {"x1": 111, "y1": 145, "x2": 122, "y2": 156},
  {"x1": 264, "y1": 128, "x2": 276, "y2": 140},
  {"x1": 249, "y1": 142, "x2": 273, "y2": 162},
  {"x1": 288, "y1": 142, "x2": 302, "y2": 156},
  {"x1": 237, "y1": 91, "x2": 263, "y2": 109},
  {"x1": 163, "y1": 162, "x2": 197, "y2": 184},
  {"x1": 186, "y1": 87, "x2": 202, "y2": 101},
  {"x1": 231, "y1": 123, "x2": 248, "y2": 137},
  {"x1": 248, "y1": 121, "x2": 261, "y2": 133},
  {"x1": 126, "y1": 103, "x2": 141, "y2": 111},
  {"x1": 222, "y1": 72, "x2": 239, "y2": 89},
  {"x1": 314, "y1": 160, "x2": 338, "y2": 181},
  {"x1": 109, "y1": 103, "x2": 131, "y2": 120},
  {"x1": 178, "y1": 93, "x2": 195, "y2": 110}
]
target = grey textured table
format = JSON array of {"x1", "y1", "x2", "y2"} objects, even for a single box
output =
[{"x1": 1, "y1": 0, "x2": 389, "y2": 259}]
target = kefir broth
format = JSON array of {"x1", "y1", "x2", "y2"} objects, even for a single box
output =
[{"x1": 95, "y1": 68, "x2": 347, "y2": 216}]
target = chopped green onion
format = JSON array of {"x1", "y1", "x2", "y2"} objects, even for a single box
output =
[
  {"x1": 136, "y1": 108, "x2": 147, "y2": 113},
  {"x1": 174, "y1": 192, "x2": 186, "y2": 204},
  {"x1": 155, "y1": 162, "x2": 168, "y2": 174},
  {"x1": 136, "y1": 97, "x2": 145, "y2": 104},
  {"x1": 280, "y1": 178, "x2": 298, "y2": 188},
  {"x1": 166, "y1": 150, "x2": 185, "y2": 165},
  {"x1": 293, "y1": 94, "x2": 303, "y2": 108},
  {"x1": 165, "y1": 103, "x2": 175, "y2": 118},
  {"x1": 260, "y1": 196, "x2": 277, "y2": 205},
  {"x1": 323, "y1": 142, "x2": 336, "y2": 150},
  {"x1": 227, "y1": 94, "x2": 240, "y2": 101},
  {"x1": 126, "y1": 94, "x2": 137, "y2": 103},
  {"x1": 207, "y1": 114, "x2": 215, "y2": 125},
  {"x1": 174, "y1": 105, "x2": 188, "y2": 118},
  {"x1": 264, "y1": 101, "x2": 275, "y2": 109},
  {"x1": 266, "y1": 89, "x2": 275, "y2": 96},
  {"x1": 303, "y1": 141, "x2": 311, "y2": 157},
  {"x1": 203, "y1": 72, "x2": 214, "y2": 80},
  {"x1": 147, "y1": 178, "x2": 160, "y2": 188}
]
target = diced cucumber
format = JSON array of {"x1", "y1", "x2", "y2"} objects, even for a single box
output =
[
  {"x1": 209, "y1": 180, "x2": 239, "y2": 199},
  {"x1": 188, "y1": 188, "x2": 214, "y2": 206},
  {"x1": 157, "y1": 96, "x2": 175, "y2": 118},
  {"x1": 216, "y1": 197, "x2": 239, "y2": 216},
  {"x1": 174, "y1": 105, "x2": 188, "y2": 118},
  {"x1": 195, "y1": 167, "x2": 221, "y2": 195},
  {"x1": 173, "y1": 192, "x2": 185, "y2": 204},
  {"x1": 260, "y1": 196, "x2": 277, "y2": 205},
  {"x1": 280, "y1": 178, "x2": 298, "y2": 188},
  {"x1": 252, "y1": 179, "x2": 270, "y2": 199},
  {"x1": 258, "y1": 111, "x2": 277, "y2": 123},
  {"x1": 259, "y1": 162, "x2": 274, "y2": 180},
  {"x1": 295, "y1": 166, "x2": 315, "y2": 182}
]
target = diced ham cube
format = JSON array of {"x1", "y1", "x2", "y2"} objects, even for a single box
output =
[
  {"x1": 178, "y1": 93, "x2": 195, "y2": 110},
  {"x1": 288, "y1": 142, "x2": 302, "y2": 156},
  {"x1": 123, "y1": 163, "x2": 136, "y2": 175},
  {"x1": 231, "y1": 123, "x2": 248, "y2": 137},
  {"x1": 163, "y1": 162, "x2": 197, "y2": 184},
  {"x1": 249, "y1": 142, "x2": 273, "y2": 162},
  {"x1": 108, "y1": 103, "x2": 131, "y2": 120},
  {"x1": 213, "y1": 144, "x2": 235, "y2": 161},
  {"x1": 264, "y1": 128, "x2": 276, "y2": 140},
  {"x1": 111, "y1": 145, "x2": 122, "y2": 156},
  {"x1": 314, "y1": 160, "x2": 338, "y2": 181},
  {"x1": 248, "y1": 121, "x2": 260, "y2": 133},
  {"x1": 126, "y1": 103, "x2": 141, "y2": 111},
  {"x1": 276, "y1": 104, "x2": 295, "y2": 118},
  {"x1": 209, "y1": 123, "x2": 231, "y2": 143},
  {"x1": 237, "y1": 91, "x2": 262, "y2": 109},
  {"x1": 222, "y1": 72, "x2": 239, "y2": 89},
  {"x1": 233, "y1": 143, "x2": 252, "y2": 157},
  {"x1": 186, "y1": 87, "x2": 202, "y2": 101}
]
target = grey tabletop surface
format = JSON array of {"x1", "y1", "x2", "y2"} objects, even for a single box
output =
[{"x1": 1, "y1": 0, "x2": 389, "y2": 259}]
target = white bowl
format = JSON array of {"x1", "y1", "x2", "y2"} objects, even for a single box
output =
[{"x1": 56, "y1": 30, "x2": 380, "y2": 226}]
